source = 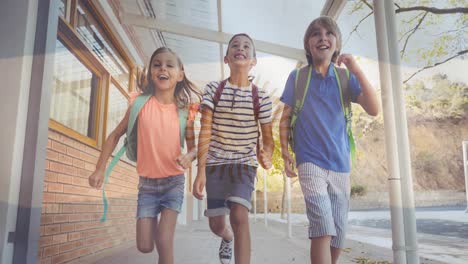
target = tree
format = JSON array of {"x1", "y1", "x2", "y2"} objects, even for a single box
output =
[{"x1": 345, "y1": 0, "x2": 467, "y2": 83}]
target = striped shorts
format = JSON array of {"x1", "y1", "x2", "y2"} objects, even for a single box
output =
[{"x1": 297, "y1": 162, "x2": 350, "y2": 248}]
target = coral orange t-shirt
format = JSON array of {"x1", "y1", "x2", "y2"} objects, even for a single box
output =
[{"x1": 129, "y1": 92, "x2": 198, "y2": 178}]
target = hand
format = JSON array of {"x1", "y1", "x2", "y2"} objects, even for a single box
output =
[
  {"x1": 192, "y1": 170, "x2": 206, "y2": 200},
  {"x1": 176, "y1": 150, "x2": 196, "y2": 169},
  {"x1": 336, "y1": 53, "x2": 360, "y2": 75},
  {"x1": 282, "y1": 152, "x2": 297, "y2": 178},
  {"x1": 89, "y1": 170, "x2": 105, "y2": 189},
  {"x1": 258, "y1": 148, "x2": 273, "y2": 169}
]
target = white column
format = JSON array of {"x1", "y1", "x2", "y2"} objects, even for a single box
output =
[
  {"x1": 373, "y1": 1, "x2": 406, "y2": 263},
  {"x1": 463, "y1": 141, "x2": 468, "y2": 213},
  {"x1": 263, "y1": 169, "x2": 268, "y2": 227},
  {"x1": 286, "y1": 177, "x2": 292, "y2": 238},
  {"x1": 383, "y1": 1, "x2": 419, "y2": 263}
]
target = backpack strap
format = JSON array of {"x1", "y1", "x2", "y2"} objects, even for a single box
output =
[
  {"x1": 289, "y1": 65, "x2": 313, "y2": 149},
  {"x1": 213, "y1": 80, "x2": 228, "y2": 108},
  {"x1": 178, "y1": 107, "x2": 188, "y2": 151},
  {"x1": 333, "y1": 66, "x2": 356, "y2": 164},
  {"x1": 214, "y1": 79, "x2": 260, "y2": 119},
  {"x1": 251, "y1": 83, "x2": 260, "y2": 121},
  {"x1": 100, "y1": 94, "x2": 151, "y2": 222}
]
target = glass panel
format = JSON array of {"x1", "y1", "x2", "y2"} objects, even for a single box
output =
[
  {"x1": 163, "y1": 32, "x2": 223, "y2": 87},
  {"x1": 51, "y1": 38, "x2": 99, "y2": 138},
  {"x1": 58, "y1": 0, "x2": 66, "y2": 19},
  {"x1": 75, "y1": 0, "x2": 130, "y2": 89},
  {"x1": 222, "y1": 0, "x2": 325, "y2": 49},
  {"x1": 107, "y1": 82, "x2": 130, "y2": 162},
  {"x1": 121, "y1": 0, "x2": 219, "y2": 31}
]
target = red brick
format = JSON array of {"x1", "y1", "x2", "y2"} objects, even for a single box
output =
[
  {"x1": 58, "y1": 154, "x2": 73, "y2": 165},
  {"x1": 72, "y1": 177, "x2": 89, "y2": 187},
  {"x1": 43, "y1": 245, "x2": 59, "y2": 257},
  {"x1": 39, "y1": 236, "x2": 54, "y2": 248},
  {"x1": 45, "y1": 171, "x2": 58, "y2": 182},
  {"x1": 72, "y1": 158, "x2": 86, "y2": 169},
  {"x1": 56, "y1": 174, "x2": 72, "y2": 184},
  {"x1": 67, "y1": 231, "x2": 81, "y2": 241},
  {"x1": 43, "y1": 204, "x2": 60, "y2": 214},
  {"x1": 41, "y1": 215, "x2": 54, "y2": 225},
  {"x1": 44, "y1": 224, "x2": 61, "y2": 235},
  {"x1": 59, "y1": 240, "x2": 84, "y2": 253},
  {"x1": 53, "y1": 214, "x2": 69, "y2": 223},
  {"x1": 51, "y1": 141, "x2": 67, "y2": 154},
  {"x1": 42, "y1": 193, "x2": 56, "y2": 203},
  {"x1": 66, "y1": 146, "x2": 81, "y2": 159},
  {"x1": 47, "y1": 183, "x2": 63, "y2": 193},
  {"x1": 52, "y1": 234, "x2": 67, "y2": 244},
  {"x1": 63, "y1": 185, "x2": 91, "y2": 196},
  {"x1": 60, "y1": 223, "x2": 74, "y2": 233},
  {"x1": 47, "y1": 150, "x2": 59, "y2": 162}
]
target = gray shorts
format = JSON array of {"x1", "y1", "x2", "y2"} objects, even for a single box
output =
[
  {"x1": 204, "y1": 164, "x2": 256, "y2": 217},
  {"x1": 297, "y1": 162, "x2": 350, "y2": 248}
]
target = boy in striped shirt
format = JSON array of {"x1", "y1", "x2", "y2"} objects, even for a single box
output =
[{"x1": 193, "y1": 33, "x2": 273, "y2": 264}]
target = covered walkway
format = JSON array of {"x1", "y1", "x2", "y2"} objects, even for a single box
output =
[{"x1": 68, "y1": 216, "x2": 451, "y2": 264}]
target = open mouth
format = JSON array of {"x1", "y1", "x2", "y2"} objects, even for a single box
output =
[
  {"x1": 157, "y1": 74, "x2": 169, "y2": 80},
  {"x1": 234, "y1": 54, "x2": 246, "y2": 59},
  {"x1": 316, "y1": 45, "x2": 330, "y2": 50}
]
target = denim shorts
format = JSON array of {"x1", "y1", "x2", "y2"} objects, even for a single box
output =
[
  {"x1": 205, "y1": 164, "x2": 257, "y2": 217},
  {"x1": 297, "y1": 162, "x2": 350, "y2": 248},
  {"x1": 136, "y1": 174, "x2": 185, "y2": 219}
]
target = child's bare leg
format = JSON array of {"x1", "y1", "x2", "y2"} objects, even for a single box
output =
[
  {"x1": 136, "y1": 217, "x2": 158, "y2": 253},
  {"x1": 209, "y1": 215, "x2": 233, "y2": 241},
  {"x1": 331, "y1": 246, "x2": 341, "y2": 264},
  {"x1": 154, "y1": 209, "x2": 178, "y2": 264},
  {"x1": 310, "y1": 236, "x2": 332, "y2": 264},
  {"x1": 230, "y1": 204, "x2": 250, "y2": 264}
]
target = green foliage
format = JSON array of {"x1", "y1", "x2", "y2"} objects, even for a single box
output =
[
  {"x1": 404, "y1": 74, "x2": 468, "y2": 119},
  {"x1": 351, "y1": 184, "x2": 367, "y2": 197}
]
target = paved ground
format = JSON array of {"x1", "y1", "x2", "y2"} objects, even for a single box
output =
[{"x1": 70, "y1": 212, "x2": 450, "y2": 264}]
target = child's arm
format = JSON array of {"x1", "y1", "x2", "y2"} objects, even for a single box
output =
[
  {"x1": 176, "y1": 120, "x2": 197, "y2": 169},
  {"x1": 337, "y1": 54, "x2": 379, "y2": 116},
  {"x1": 279, "y1": 104, "x2": 297, "y2": 178},
  {"x1": 192, "y1": 107, "x2": 213, "y2": 200},
  {"x1": 88, "y1": 108, "x2": 130, "y2": 189},
  {"x1": 259, "y1": 123, "x2": 273, "y2": 169}
]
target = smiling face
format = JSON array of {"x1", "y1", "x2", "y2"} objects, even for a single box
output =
[
  {"x1": 149, "y1": 50, "x2": 184, "y2": 92},
  {"x1": 224, "y1": 34, "x2": 257, "y2": 69},
  {"x1": 307, "y1": 24, "x2": 337, "y2": 64},
  {"x1": 303, "y1": 16, "x2": 342, "y2": 65}
]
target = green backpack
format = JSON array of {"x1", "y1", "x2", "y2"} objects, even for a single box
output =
[
  {"x1": 288, "y1": 64, "x2": 356, "y2": 163},
  {"x1": 100, "y1": 94, "x2": 188, "y2": 222}
]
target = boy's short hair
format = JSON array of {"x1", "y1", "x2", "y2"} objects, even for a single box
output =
[
  {"x1": 226, "y1": 33, "x2": 257, "y2": 58},
  {"x1": 303, "y1": 16, "x2": 342, "y2": 64}
]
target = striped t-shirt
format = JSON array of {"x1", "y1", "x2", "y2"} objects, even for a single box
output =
[{"x1": 201, "y1": 80, "x2": 272, "y2": 166}]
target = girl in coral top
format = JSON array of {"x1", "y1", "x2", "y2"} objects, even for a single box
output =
[{"x1": 89, "y1": 47, "x2": 201, "y2": 264}]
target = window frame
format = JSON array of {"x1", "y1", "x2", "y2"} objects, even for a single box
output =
[{"x1": 51, "y1": 0, "x2": 137, "y2": 149}]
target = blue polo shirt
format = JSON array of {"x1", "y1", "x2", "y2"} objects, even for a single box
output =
[{"x1": 280, "y1": 63, "x2": 361, "y2": 173}]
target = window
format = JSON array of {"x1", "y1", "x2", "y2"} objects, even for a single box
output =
[
  {"x1": 51, "y1": 1, "x2": 135, "y2": 149},
  {"x1": 106, "y1": 82, "x2": 130, "y2": 161},
  {"x1": 50, "y1": 38, "x2": 101, "y2": 145},
  {"x1": 76, "y1": 0, "x2": 130, "y2": 90}
]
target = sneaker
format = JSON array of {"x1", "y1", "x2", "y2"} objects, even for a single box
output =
[{"x1": 218, "y1": 238, "x2": 233, "y2": 264}]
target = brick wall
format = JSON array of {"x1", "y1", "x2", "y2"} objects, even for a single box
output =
[{"x1": 39, "y1": 130, "x2": 139, "y2": 264}]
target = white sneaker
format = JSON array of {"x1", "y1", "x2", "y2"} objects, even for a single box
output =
[{"x1": 218, "y1": 239, "x2": 233, "y2": 264}]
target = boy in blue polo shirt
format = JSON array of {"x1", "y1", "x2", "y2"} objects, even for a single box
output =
[{"x1": 279, "y1": 16, "x2": 379, "y2": 264}]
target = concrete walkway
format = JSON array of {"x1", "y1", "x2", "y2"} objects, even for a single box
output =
[{"x1": 70, "y1": 216, "x2": 443, "y2": 264}]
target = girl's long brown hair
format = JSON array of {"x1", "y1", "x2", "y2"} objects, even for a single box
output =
[{"x1": 137, "y1": 47, "x2": 202, "y2": 107}]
